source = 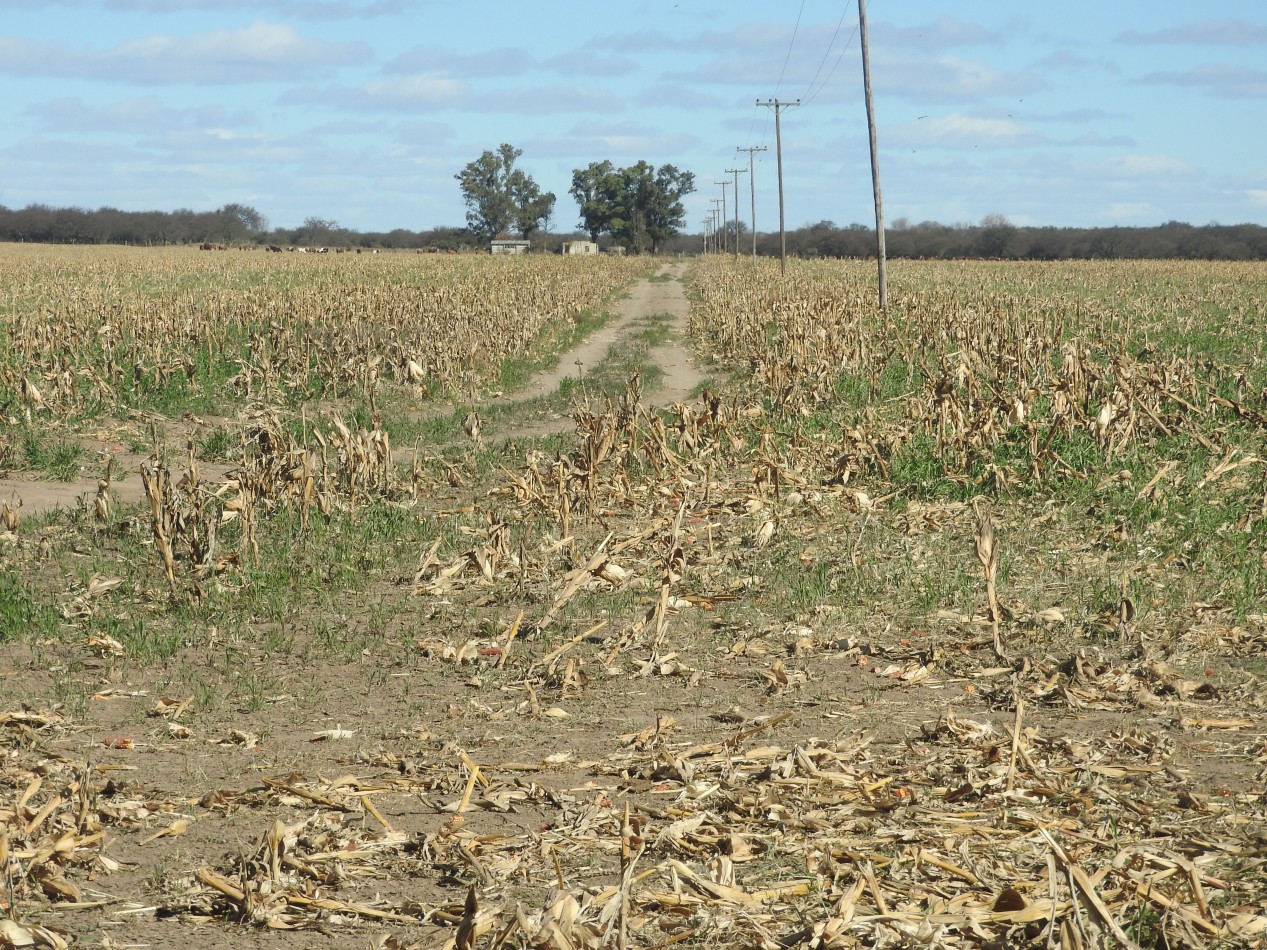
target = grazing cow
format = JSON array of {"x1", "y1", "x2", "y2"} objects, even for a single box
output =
[
  {"x1": 266, "y1": 245, "x2": 282, "y2": 253},
  {"x1": 200, "y1": 242, "x2": 214, "y2": 250}
]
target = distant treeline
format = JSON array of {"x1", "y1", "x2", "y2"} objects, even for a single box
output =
[
  {"x1": 0, "y1": 203, "x2": 479, "y2": 251},
  {"x1": 672, "y1": 216, "x2": 1267, "y2": 261},
  {"x1": 3, "y1": 202, "x2": 1267, "y2": 260}
]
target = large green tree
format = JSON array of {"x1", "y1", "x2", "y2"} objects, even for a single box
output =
[
  {"x1": 455, "y1": 144, "x2": 555, "y2": 241},
  {"x1": 569, "y1": 161, "x2": 695, "y2": 253}
]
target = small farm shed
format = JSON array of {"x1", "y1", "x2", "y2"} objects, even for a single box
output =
[
  {"x1": 490, "y1": 239, "x2": 531, "y2": 255},
  {"x1": 561, "y1": 241, "x2": 599, "y2": 256}
]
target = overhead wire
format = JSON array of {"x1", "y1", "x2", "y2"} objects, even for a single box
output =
[
  {"x1": 750, "y1": 0, "x2": 807, "y2": 149},
  {"x1": 773, "y1": 0, "x2": 807, "y2": 96},
  {"x1": 800, "y1": 2, "x2": 862, "y2": 107}
]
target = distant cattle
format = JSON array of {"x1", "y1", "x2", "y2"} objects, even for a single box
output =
[
  {"x1": 265, "y1": 245, "x2": 282, "y2": 253},
  {"x1": 199, "y1": 242, "x2": 227, "y2": 251}
]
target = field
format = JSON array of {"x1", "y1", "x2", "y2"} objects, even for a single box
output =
[{"x1": 1, "y1": 244, "x2": 1266, "y2": 950}]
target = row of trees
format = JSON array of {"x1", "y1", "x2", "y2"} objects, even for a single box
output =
[
  {"x1": 0, "y1": 203, "x2": 486, "y2": 250},
  {"x1": 0, "y1": 203, "x2": 270, "y2": 246},
  {"x1": 5, "y1": 200, "x2": 1267, "y2": 260},
  {"x1": 712, "y1": 217, "x2": 1267, "y2": 261},
  {"x1": 455, "y1": 144, "x2": 696, "y2": 253}
]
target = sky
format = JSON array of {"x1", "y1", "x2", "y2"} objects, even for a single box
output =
[{"x1": 1, "y1": 1, "x2": 1266, "y2": 236}]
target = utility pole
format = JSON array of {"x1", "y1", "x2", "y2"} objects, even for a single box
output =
[
  {"x1": 758, "y1": 99, "x2": 799, "y2": 275},
  {"x1": 714, "y1": 180, "x2": 729, "y2": 255},
  {"x1": 726, "y1": 167, "x2": 746, "y2": 259},
  {"x1": 710, "y1": 199, "x2": 722, "y2": 254},
  {"x1": 736, "y1": 145, "x2": 766, "y2": 261},
  {"x1": 858, "y1": 0, "x2": 887, "y2": 308},
  {"x1": 701, "y1": 218, "x2": 710, "y2": 255}
]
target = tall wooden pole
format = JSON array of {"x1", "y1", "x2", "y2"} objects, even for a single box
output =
[
  {"x1": 737, "y1": 146, "x2": 766, "y2": 261},
  {"x1": 714, "y1": 180, "x2": 729, "y2": 255},
  {"x1": 759, "y1": 99, "x2": 798, "y2": 275},
  {"x1": 858, "y1": 0, "x2": 887, "y2": 308},
  {"x1": 726, "y1": 167, "x2": 746, "y2": 259}
]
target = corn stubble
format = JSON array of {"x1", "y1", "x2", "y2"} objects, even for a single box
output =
[{"x1": 2, "y1": 251, "x2": 1266, "y2": 948}]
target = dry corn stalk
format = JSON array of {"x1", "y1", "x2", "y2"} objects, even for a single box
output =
[{"x1": 974, "y1": 504, "x2": 1005, "y2": 660}]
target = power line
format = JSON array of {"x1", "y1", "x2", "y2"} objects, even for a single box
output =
[
  {"x1": 757, "y1": 99, "x2": 800, "y2": 274},
  {"x1": 801, "y1": 4, "x2": 862, "y2": 107},
  {"x1": 772, "y1": 0, "x2": 808, "y2": 97},
  {"x1": 736, "y1": 146, "x2": 767, "y2": 261}
]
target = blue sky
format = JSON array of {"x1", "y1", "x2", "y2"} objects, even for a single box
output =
[{"x1": 1, "y1": 1, "x2": 1265, "y2": 235}]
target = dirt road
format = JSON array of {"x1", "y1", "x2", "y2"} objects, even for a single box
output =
[{"x1": 1, "y1": 264, "x2": 704, "y2": 517}]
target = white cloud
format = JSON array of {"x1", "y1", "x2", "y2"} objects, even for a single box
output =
[
  {"x1": 889, "y1": 113, "x2": 1039, "y2": 149},
  {"x1": 469, "y1": 84, "x2": 624, "y2": 115},
  {"x1": 281, "y1": 75, "x2": 469, "y2": 111},
  {"x1": 1106, "y1": 202, "x2": 1156, "y2": 221},
  {"x1": 1140, "y1": 64, "x2": 1267, "y2": 98},
  {"x1": 26, "y1": 96, "x2": 255, "y2": 134},
  {"x1": 1119, "y1": 19, "x2": 1267, "y2": 46},
  {"x1": 1087, "y1": 154, "x2": 1200, "y2": 179},
  {"x1": 387, "y1": 46, "x2": 535, "y2": 78},
  {"x1": 873, "y1": 16, "x2": 1004, "y2": 50},
  {"x1": 0, "y1": 0, "x2": 406, "y2": 17},
  {"x1": 533, "y1": 120, "x2": 700, "y2": 161},
  {"x1": 0, "y1": 21, "x2": 370, "y2": 84},
  {"x1": 363, "y1": 75, "x2": 467, "y2": 104},
  {"x1": 873, "y1": 52, "x2": 1047, "y2": 102}
]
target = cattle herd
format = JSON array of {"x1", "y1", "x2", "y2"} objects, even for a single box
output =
[{"x1": 200, "y1": 244, "x2": 382, "y2": 254}]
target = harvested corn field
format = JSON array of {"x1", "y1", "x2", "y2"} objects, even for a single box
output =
[{"x1": 1, "y1": 248, "x2": 1266, "y2": 950}]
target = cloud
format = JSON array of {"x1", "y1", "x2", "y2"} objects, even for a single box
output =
[
  {"x1": 1105, "y1": 202, "x2": 1157, "y2": 221},
  {"x1": 1058, "y1": 131, "x2": 1135, "y2": 148},
  {"x1": 533, "y1": 120, "x2": 700, "y2": 162},
  {"x1": 25, "y1": 96, "x2": 255, "y2": 134},
  {"x1": 1248, "y1": 190, "x2": 1267, "y2": 206},
  {"x1": 634, "y1": 85, "x2": 727, "y2": 109},
  {"x1": 1140, "y1": 64, "x2": 1267, "y2": 98},
  {"x1": 1118, "y1": 19, "x2": 1267, "y2": 46},
  {"x1": 873, "y1": 16, "x2": 1004, "y2": 50},
  {"x1": 1097, "y1": 154, "x2": 1200, "y2": 179},
  {"x1": 386, "y1": 46, "x2": 535, "y2": 78},
  {"x1": 306, "y1": 119, "x2": 387, "y2": 135},
  {"x1": 583, "y1": 30, "x2": 686, "y2": 54},
  {"x1": 0, "y1": 0, "x2": 405, "y2": 17},
  {"x1": 281, "y1": 75, "x2": 469, "y2": 111},
  {"x1": 283, "y1": 77, "x2": 621, "y2": 116},
  {"x1": 875, "y1": 53, "x2": 1048, "y2": 102},
  {"x1": 1030, "y1": 50, "x2": 1120, "y2": 73},
  {"x1": 0, "y1": 21, "x2": 371, "y2": 84},
  {"x1": 540, "y1": 50, "x2": 639, "y2": 77},
  {"x1": 1026, "y1": 107, "x2": 1128, "y2": 123},
  {"x1": 469, "y1": 85, "x2": 625, "y2": 115},
  {"x1": 888, "y1": 113, "x2": 1042, "y2": 149}
]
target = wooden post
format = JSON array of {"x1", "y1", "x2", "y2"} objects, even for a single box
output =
[{"x1": 858, "y1": 0, "x2": 887, "y2": 308}]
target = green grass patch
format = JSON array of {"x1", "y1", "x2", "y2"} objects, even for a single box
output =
[
  {"x1": 22, "y1": 431, "x2": 84, "y2": 481},
  {"x1": 0, "y1": 570, "x2": 61, "y2": 642}
]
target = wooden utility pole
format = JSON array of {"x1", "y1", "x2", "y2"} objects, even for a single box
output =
[
  {"x1": 714, "y1": 180, "x2": 729, "y2": 255},
  {"x1": 725, "y1": 167, "x2": 746, "y2": 259},
  {"x1": 736, "y1": 145, "x2": 766, "y2": 261},
  {"x1": 701, "y1": 218, "x2": 711, "y2": 255},
  {"x1": 709, "y1": 200, "x2": 722, "y2": 254},
  {"x1": 858, "y1": 0, "x2": 887, "y2": 308},
  {"x1": 758, "y1": 99, "x2": 799, "y2": 275}
]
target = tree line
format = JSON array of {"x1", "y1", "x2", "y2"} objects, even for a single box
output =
[
  {"x1": 4, "y1": 199, "x2": 1266, "y2": 260},
  {"x1": 674, "y1": 216, "x2": 1267, "y2": 261}
]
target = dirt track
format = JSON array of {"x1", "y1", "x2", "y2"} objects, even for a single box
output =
[{"x1": 1, "y1": 265, "x2": 703, "y2": 517}]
